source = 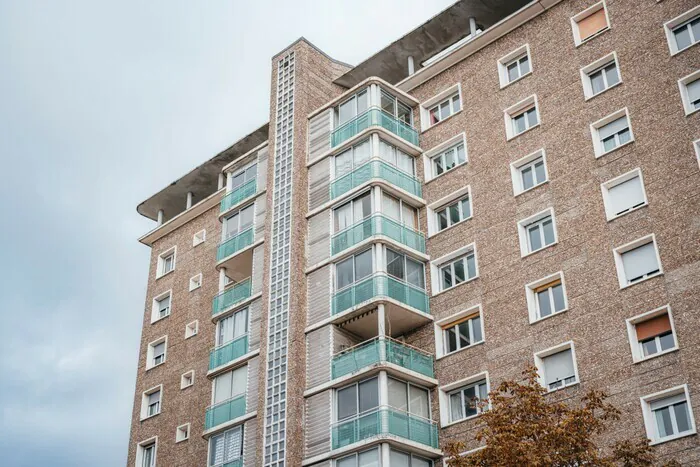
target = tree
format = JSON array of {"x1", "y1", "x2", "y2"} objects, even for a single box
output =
[{"x1": 444, "y1": 366, "x2": 678, "y2": 467}]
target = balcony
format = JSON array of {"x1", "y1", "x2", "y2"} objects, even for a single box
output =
[
  {"x1": 331, "y1": 406, "x2": 438, "y2": 451},
  {"x1": 217, "y1": 227, "x2": 254, "y2": 261},
  {"x1": 332, "y1": 214, "x2": 425, "y2": 256},
  {"x1": 331, "y1": 107, "x2": 419, "y2": 148},
  {"x1": 209, "y1": 335, "x2": 249, "y2": 371},
  {"x1": 332, "y1": 337, "x2": 434, "y2": 380},
  {"x1": 330, "y1": 159, "x2": 422, "y2": 201},
  {"x1": 221, "y1": 460, "x2": 242, "y2": 467},
  {"x1": 204, "y1": 393, "x2": 246, "y2": 431},
  {"x1": 332, "y1": 273, "x2": 429, "y2": 317},
  {"x1": 220, "y1": 179, "x2": 257, "y2": 214},
  {"x1": 212, "y1": 279, "x2": 252, "y2": 318}
]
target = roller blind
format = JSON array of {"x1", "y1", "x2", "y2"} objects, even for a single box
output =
[
  {"x1": 153, "y1": 342, "x2": 164, "y2": 356},
  {"x1": 650, "y1": 393, "x2": 686, "y2": 411},
  {"x1": 687, "y1": 79, "x2": 700, "y2": 105},
  {"x1": 608, "y1": 176, "x2": 644, "y2": 215},
  {"x1": 621, "y1": 242, "x2": 658, "y2": 282},
  {"x1": 636, "y1": 314, "x2": 672, "y2": 341},
  {"x1": 543, "y1": 349, "x2": 575, "y2": 385},
  {"x1": 577, "y1": 8, "x2": 607, "y2": 40},
  {"x1": 598, "y1": 116, "x2": 628, "y2": 139}
]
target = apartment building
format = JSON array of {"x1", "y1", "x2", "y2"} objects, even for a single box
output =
[{"x1": 127, "y1": 0, "x2": 700, "y2": 465}]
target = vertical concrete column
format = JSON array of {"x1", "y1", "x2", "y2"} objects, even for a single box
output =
[
  {"x1": 218, "y1": 173, "x2": 225, "y2": 190},
  {"x1": 381, "y1": 443, "x2": 392, "y2": 466},
  {"x1": 407, "y1": 55, "x2": 415, "y2": 75},
  {"x1": 157, "y1": 209, "x2": 164, "y2": 226},
  {"x1": 186, "y1": 191, "x2": 193, "y2": 209},
  {"x1": 226, "y1": 172, "x2": 233, "y2": 191},
  {"x1": 219, "y1": 268, "x2": 227, "y2": 291}
]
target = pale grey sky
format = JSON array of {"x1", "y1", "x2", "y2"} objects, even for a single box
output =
[{"x1": 0, "y1": 1, "x2": 454, "y2": 465}]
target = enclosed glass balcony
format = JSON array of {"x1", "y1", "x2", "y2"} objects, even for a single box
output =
[
  {"x1": 331, "y1": 108, "x2": 419, "y2": 148},
  {"x1": 220, "y1": 179, "x2": 257, "y2": 213},
  {"x1": 209, "y1": 335, "x2": 249, "y2": 371},
  {"x1": 332, "y1": 273, "x2": 429, "y2": 316},
  {"x1": 222, "y1": 460, "x2": 242, "y2": 467},
  {"x1": 212, "y1": 279, "x2": 252, "y2": 317},
  {"x1": 330, "y1": 159, "x2": 422, "y2": 200},
  {"x1": 331, "y1": 337, "x2": 434, "y2": 380},
  {"x1": 331, "y1": 406, "x2": 438, "y2": 450},
  {"x1": 217, "y1": 227, "x2": 254, "y2": 261},
  {"x1": 204, "y1": 394, "x2": 246, "y2": 430},
  {"x1": 331, "y1": 214, "x2": 425, "y2": 256}
]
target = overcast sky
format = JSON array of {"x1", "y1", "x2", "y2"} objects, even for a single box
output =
[{"x1": 0, "y1": 1, "x2": 457, "y2": 465}]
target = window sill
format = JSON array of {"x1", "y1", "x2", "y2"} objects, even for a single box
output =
[
  {"x1": 432, "y1": 275, "x2": 479, "y2": 298},
  {"x1": 585, "y1": 81, "x2": 622, "y2": 101},
  {"x1": 606, "y1": 202, "x2": 648, "y2": 222},
  {"x1": 181, "y1": 383, "x2": 194, "y2": 390},
  {"x1": 575, "y1": 27, "x2": 610, "y2": 48},
  {"x1": 649, "y1": 430, "x2": 697, "y2": 446},
  {"x1": 442, "y1": 412, "x2": 483, "y2": 429},
  {"x1": 670, "y1": 41, "x2": 698, "y2": 57},
  {"x1": 436, "y1": 340, "x2": 485, "y2": 361},
  {"x1": 424, "y1": 161, "x2": 468, "y2": 185},
  {"x1": 507, "y1": 123, "x2": 540, "y2": 142},
  {"x1": 514, "y1": 180, "x2": 548, "y2": 197},
  {"x1": 428, "y1": 216, "x2": 473, "y2": 239},
  {"x1": 150, "y1": 314, "x2": 170, "y2": 325},
  {"x1": 156, "y1": 269, "x2": 175, "y2": 280},
  {"x1": 521, "y1": 241, "x2": 558, "y2": 259},
  {"x1": 421, "y1": 109, "x2": 463, "y2": 134},
  {"x1": 530, "y1": 308, "x2": 568, "y2": 325},
  {"x1": 189, "y1": 285, "x2": 202, "y2": 292},
  {"x1": 140, "y1": 412, "x2": 161, "y2": 422},
  {"x1": 633, "y1": 346, "x2": 679, "y2": 364},
  {"x1": 684, "y1": 106, "x2": 700, "y2": 117},
  {"x1": 146, "y1": 361, "x2": 165, "y2": 372},
  {"x1": 619, "y1": 271, "x2": 663, "y2": 290},
  {"x1": 546, "y1": 381, "x2": 579, "y2": 393},
  {"x1": 500, "y1": 71, "x2": 532, "y2": 90},
  {"x1": 595, "y1": 139, "x2": 634, "y2": 159}
]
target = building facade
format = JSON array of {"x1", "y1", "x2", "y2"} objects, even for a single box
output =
[{"x1": 127, "y1": 0, "x2": 700, "y2": 465}]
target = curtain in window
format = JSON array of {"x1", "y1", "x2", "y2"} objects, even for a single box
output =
[
  {"x1": 382, "y1": 193, "x2": 401, "y2": 222},
  {"x1": 354, "y1": 139, "x2": 370, "y2": 166}
]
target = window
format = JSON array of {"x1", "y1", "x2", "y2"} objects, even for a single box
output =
[
  {"x1": 641, "y1": 385, "x2": 696, "y2": 444},
  {"x1": 189, "y1": 273, "x2": 202, "y2": 291},
  {"x1": 526, "y1": 272, "x2": 568, "y2": 323},
  {"x1": 336, "y1": 448, "x2": 380, "y2": 467},
  {"x1": 626, "y1": 306, "x2": 678, "y2": 363},
  {"x1": 388, "y1": 378, "x2": 430, "y2": 419},
  {"x1": 229, "y1": 163, "x2": 257, "y2": 191},
  {"x1": 431, "y1": 141, "x2": 467, "y2": 177},
  {"x1": 222, "y1": 204, "x2": 254, "y2": 240},
  {"x1": 213, "y1": 366, "x2": 247, "y2": 406},
  {"x1": 217, "y1": 308, "x2": 248, "y2": 347},
  {"x1": 151, "y1": 291, "x2": 171, "y2": 323},
  {"x1": 185, "y1": 320, "x2": 198, "y2": 339},
  {"x1": 504, "y1": 95, "x2": 539, "y2": 140},
  {"x1": 379, "y1": 139, "x2": 415, "y2": 175},
  {"x1": 147, "y1": 337, "x2": 167, "y2": 369},
  {"x1": 209, "y1": 426, "x2": 243, "y2": 467},
  {"x1": 333, "y1": 192, "x2": 372, "y2": 233},
  {"x1": 517, "y1": 209, "x2": 557, "y2": 256},
  {"x1": 336, "y1": 88, "x2": 369, "y2": 127},
  {"x1": 380, "y1": 88, "x2": 414, "y2": 125},
  {"x1": 510, "y1": 149, "x2": 548, "y2": 195},
  {"x1": 581, "y1": 52, "x2": 621, "y2": 99},
  {"x1": 333, "y1": 138, "x2": 370, "y2": 179},
  {"x1": 141, "y1": 386, "x2": 162, "y2": 419},
  {"x1": 156, "y1": 247, "x2": 176, "y2": 278},
  {"x1": 436, "y1": 195, "x2": 471, "y2": 232},
  {"x1": 336, "y1": 377, "x2": 379, "y2": 422},
  {"x1": 434, "y1": 245, "x2": 478, "y2": 293},
  {"x1": 421, "y1": 84, "x2": 462, "y2": 129},
  {"x1": 175, "y1": 423, "x2": 190, "y2": 443},
  {"x1": 535, "y1": 343, "x2": 579, "y2": 391},
  {"x1": 181, "y1": 370, "x2": 195, "y2": 389},
  {"x1": 335, "y1": 249, "x2": 373, "y2": 291},
  {"x1": 664, "y1": 6, "x2": 700, "y2": 55},
  {"x1": 497, "y1": 44, "x2": 531, "y2": 88},
  {"x1": 435, "y1": 305, "x2": 484, "y2": 358},
  {"x1": 136, "y1": 439, "x2": 157, "y2": 467},
  {"x1": 389, "y1": 449, "x2": 433, "y2": 467},
  {"x1": 678, "y1": 69, "x2": 700, "y2": 116},
  {"x1": 601, "y1": 168, "x2": 647, "y2": 220},
  {"x1": 382, "y1": 193, "x2": 418, "y2": 230},
  {"x1": 448, "y1": 378, "x2": 488, "y2": 423},
  {"x1": 386, "y1": 248, "x2": 425, "y2": 289},
  {"x1": 613, "y1": 235, "x2": 663, "y2": 288},
  {"x1": 590, "y1": 109, "x2": 633, "y2": 157},
  {"x1": 571, "y1": 1, "x2": 610, "y2": 46},
  {"x1": 193, "y1": 229, "x2": 206, "y2": 246}
]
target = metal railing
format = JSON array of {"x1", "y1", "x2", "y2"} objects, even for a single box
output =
[
  {"x1": 209, "y1": 334, "x2": 249, "y2": 371},
  {"x1": 331, "y1": 213, "x2": 425, "y2": 256},
  {"x1": 220, "y1": 179, "x2": 257, "y2": 213},
  {"x1": 331, "y1": 337, "x2": 434, "y2": 379},
  {"x1": 212, "y1": 279, "x2": 252, "y2": 317},
  {"x1": 204, "y1": 393, "x2": 246, "y2": 430},
  {"x1": 332, "y1": 273, "x2": 429, "y2": 316},
  {"x1": 217, "y1": 227, "x2": 254, "y2": 261},
  {"x1": 330, "y1": 159, "x2": 422, "y2": 200},
  {"x1": 331, "y1": 107, "x2": 419, "y2": 147}
]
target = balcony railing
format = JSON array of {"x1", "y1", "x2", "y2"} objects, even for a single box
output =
[
  {"x1": 332, "y1": 273, "x2": 429, "y2": 316},
  {"x1": 220, "y1": 179, "x2": 257, "y2": 213},
  {"x1": 331, "y1": 107, "x2": 419, "y2": 148},
  {"x1": 209, "y1": 334, "x2": 249, "y2": 371},
  {"x1": 332, "y1": 337, "x2": 434, "y2": 379},
  {"x1": 204, "y1": 393, "x2": 246, "y2": 430},
  {"x1": 217, "y1": 227, "x2": 254, "y2": 261},
  {"x1": 221, "y1": 460, "x2": 243, "y2": 467},
  {"x1": 331, "y1": 406, "x2": 438, "y2": 450},
  {"x1": 331, "y1": 214, "x2": 425, "y2": 256},
  {"x1": 212, "y1": 279, "x2": 252, "y2": 317},
  {"x1": 330, "y1": 159, "x2": 422, "y2": 201}
]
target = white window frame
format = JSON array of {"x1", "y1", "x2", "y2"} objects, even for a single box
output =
[
  {"x1": 175, "y1": 423, "x2": 190, "y2": 443},
  {"x1": 626, "y1": 305, "x2": 679, "y2": 364},
  {"x1": 434, "y1": 304, "x2": 485, "y2": 359},
  {"x1": 497, "y1": 44, "x2": 532, "y2": 88},
  {"x1": 580, "y1": 52, "x2": 622, "y2": 100},
  {"x1": 438, "y1": 371, "x2": 490, "y2": 427},
  {"x1": 140, "y1": 385, "x2": 163, "y2": 420},
  {"x1": 146, "y1": 336, "x2": 168, "y2": 370},
  {"x1": 185, "y1": 320, "x2": 198, "y2": 339},
  {"x1": 422, "y1": 133, "x2": 468, "y2": 183},
  {"x1": 420, "y1": 83, "x2": 462, "y2": 131},
  {"x1": 430, "y1": 244, "x2": 479, "y2": 296},
  {"x1": 678, "y1": 69, "x2": 700, "y2": 116},
  {"x1": 504, "y1": 95, "x2": 540, "y2": 140},
  {"x1": 427, "y1": 185, "x2": 472, "y2": 236},
  {"x1": 510, "y1": 148, "x2": 549, "y2": 196},
  {"x1": 590, "y1": 108, "x2": 634, "y2": 158},
  {"x1": 534, "y1": 341, "x2": 580, "y2": 392},
  {"x1": 695, "y1": 138, "x2": 700, "y2": 169},
  {"x1": 151, "y1": 290, "x2": 172, "y2": 324},
  {"x1": 517, "y1": 208, "x2": 558, "y2": 257},
  {"x1": 193, "y1": 229, "x2": 206, "y2": 246},
  {"x1": 156, "y1": 246, "x2": 176, "y2": 279},
  {"x1": 181, "y1": 370, "x2": 195, "y2": 389},
  {"x1": 570, "y1": 1, "x2": 610, "y2": 47},
  {"x1": 525, "y1": 272, "x2": 569, "y2": 324},
  {"x1": 189, "y1": 273, "x2": 203, "y2": 291},
  {"x1": 641, "y1": 384, "x2": 697, "y2": 445},
  {"x1": 613, "y1": 234, "x2": 663, "y2": 289},
  {"x1": 663, "y1": 5, "x2": 700, "y2": 55},
  {"x1": 135, "y1": 437, "x2": 157, "y2": 467},
  {"x1": 600, "y1": 168, "x2": 648, "y2": 221}
]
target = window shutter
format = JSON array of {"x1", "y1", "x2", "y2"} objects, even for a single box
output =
[
  {"x1": 608, "y1": 176, "x2": 644, "y2": 214},
  {"x1": 577, "y1": 8, "x2": 607, "y2": 40},
  {"x1": 621, "y1": 242, "x2": 658, "y2": 281},
  {"x1": 636, "y1": 314, "x2": 672, "y2": 341},
  {"x1": 598, "y1": 116, "x2": 628, "y2": 140},
  {"x1": 543, "y1": 349, "x2": 575, "y2": 385}
]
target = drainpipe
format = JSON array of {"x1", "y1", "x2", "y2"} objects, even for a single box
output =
[
  {"x1": 157, "y1": 209, "x2": 164, "y2": 226},
  {"x1": 186, "y1": 191, "x2": 193, "y2": 209}
]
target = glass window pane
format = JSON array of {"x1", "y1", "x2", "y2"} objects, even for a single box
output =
[
  {"x1": 357, "y1": 90, "x2": 369, "y2": 114},
  {"x1": 336, "y1": 455, "x2": 356, "y2": 467},
  {"x1": 440, "y1": 102, "x2": 450, "y2": 120},
  {"x1": 472, "y1": 316, "x2": 483, "y2": 343},
  {"x1": 433, "y1": 155, "x2": 444, "y2": 175},
  {"x1": 359, "y1": 378, "x2": 379, "y2": 413},
  {"x1": 460, "y1": 198, "x2": 471, "y2": 219},
  {"x1": 456, "y1": 144, "x2": 466, "y2": 164},
  {"x1": 603, "y1": 135, "x2": 616, "y2": 152},
  {"x1": 454, "y1": 259, "x2": 466, "y2": 283},
  {"x1": 446, "y1": 327, "x2": 458, "y2": 353},
  {"x1": 388, "y1": 378, "x2": 408, "y2": 411},
  {"x1": 437, "y1": 209, "x2": 448, "y2": 231},
  {"x1": 605, "y1": 63, "x2": 619, "y2": 87},
  {"x1": 335, "y1": 150, "x2": 353, "y2": 178},
  {"x1": 458, "y1": 321, "x2": 471, "y2": 348},
  {"x1": 381, "y1": 91, "x2": 396, "y2": 116},
  {"x1": 359, "y1": 448, "x2": 379, "y2": 467},
  {"x1": 409, "y1": 385, "x2": 430, "y2": 418},
  {"x1": 354, "y1": 139, "x2": 371, "y2": 165},
  {"x1": 390, "y1": 450, "x2": 410, "y2": 467},
  {"x1": 527, "y1": 108, "x2": 538, "y2": 127},
  {"x1": 450, "y1": 392, "x2": 463, "y2": 421},
  {"x1": 444, "y1": 149, "x2": 455, "y2": 170},
  {"x1": 507, "y1": 62, "x2": 519, "y2": 82},
  {"x1": 379, "y1": 140, "x2": 395, "y2": 165},
  {"x1": 383, "y1": 193, "x2": 401, "y2": 222},
  {"x1": 618, "y1": 128, "x2": 631, "y2": 145},
  {"x1": 463, "y1": 386, "x2": 478, "y2": 417},
  {"x1": 534, "y1": 160, "x2": 546, "y2": 184},
  {"x1": 397, "y1": 101, "x2": 412, "y2": 125},
  {"x1": 654, "y1": 407, "x2": 674, "y2": 438},
  {"x1": 355, "y1": 193, "x2": 372, "y2": 221},
  {"x1": 542, "y1": 219, "x2": 555, "y2": 245},
  {"x1": 337, "y1": 385, "x2": 358, "y2": 420},
  {"x1": 231, "y1": 172, "x2": 245, "y2": 188},
  {"x1": 513, "y1": 114, "x2": 526, "y2": 134},
  {"x1": 334, "y1": 203, "x2": 352, "y2": 231},
  {"x1": 354, "y1": 250, "x2": 373, "y2": 281},
  {"x1": 386, "y1": 249, "x2": 405, "y2": 280},
  {"x1": 537, "y1": 290, "x2": 552, "y2": 317},
  {"x1": 406, "y1": 258, "x2": 425, "y2": 289},
  {"x1": 674, "y1": 402, "x2": 691, "y2": 433},
  {"x1": 659, "y1": 332, "x2": 675, "y2": 352},
  {"x1": 336, "y1": 257, "x2": 354, "y2": 290},
  {"x1": 452, "y1": 95, "x2": 461, "y2": 112},
  {"x1": 441, "y1": 266, "x2": 453, "y2": 290},
  {"x1": 528, "y1": 225, "x2": 542, "y2": 251},
  {"x1": 397, "y1": 150, "x2": 414, "y2": 175},
  {"x1": 590, "y1": 70, "x2": 605, "y2": 94},
  {"x1": 552, "y1": 284, "x2": 566, "y2": 312},
  {"x1": 692, "y1": 18, "x2": 700, "y2": 44},
  {"x1": 674, "y1": 25, "x2": 692, "y2": 50},
  {"x1": 430, "y1": 107, "x2": 440, "y2": 125},
  {"x1": 521, "y1": 166, "x2": 534, "y2": 190},
  {"x1": 642, "y1": 338, "x2": 658, "y2": 357},
  {"x1": 402, "y1": 204, "x2": 418, "y2": 229},
  {"x1": 466, "y1": 254, "x2": 477, "y2": 279},
  {"x1": 520, "y1": 55, "x2": 530, "y2": 74},
  {"x1": 449, "y1": 204, "x2": 460, "y2": 224},
  {"x1": 338, "y1": 97, "x2": 355, "y2": 126}
]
